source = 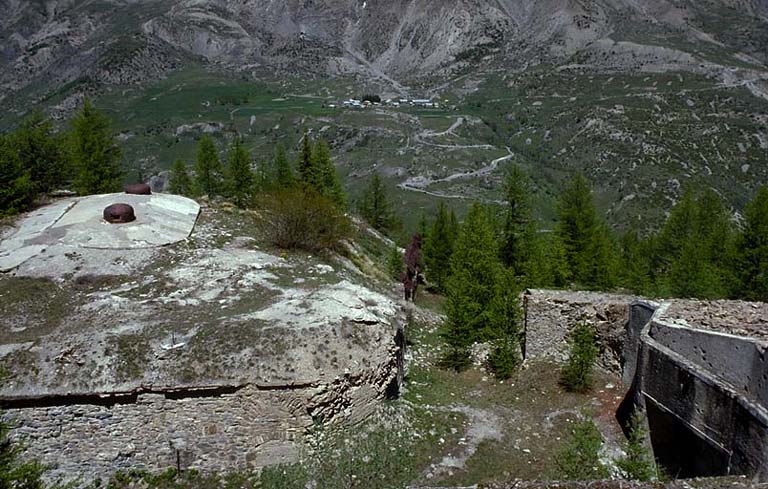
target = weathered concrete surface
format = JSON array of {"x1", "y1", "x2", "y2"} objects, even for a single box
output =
[
  {"x1": 624, "y1": 301, "x2": 768, "y2": 481},
  {"x1": 0, "y1": 193, "x2": 200, "y2": 272},
  {"x1": 0, "y1": 204, "x2": 405, "y2": 480}
]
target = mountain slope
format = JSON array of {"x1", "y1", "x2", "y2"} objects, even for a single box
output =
[{"x1": 1, "y1": 0, "x2": 767, "y2": 102}]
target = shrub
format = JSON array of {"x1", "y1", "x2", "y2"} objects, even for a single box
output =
[
  {"x1": 254, "y1": 188, "x2": 351, "y2": 253},
  {"x1": 555, "y1": 416, "x2": 609, "y2": 480},
  {"x1": 560, "y1": 321, "x2": 598, "y2": 392}
]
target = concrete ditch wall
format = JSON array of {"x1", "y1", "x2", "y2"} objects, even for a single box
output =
[
  {"x1": 523, "y1": 292, "x2": 768, "y2": 481},
  {"x1": 625, "y1": 303, "x2": 768, "y2": 480}
]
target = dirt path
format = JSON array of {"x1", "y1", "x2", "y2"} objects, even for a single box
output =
[{"x1": 424, "y1": 405, "x2": 503, "y2": 479}]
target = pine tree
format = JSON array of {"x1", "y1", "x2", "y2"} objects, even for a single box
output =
[
  {"x1": 225, "y1": 138, "x2": 254, "y2": 207},
  {"x1": 274, "y1": 143, "x2": 294, "y2": 189},
  {"x1": 501, "y1": 164, "x2": 534, "y2": 276},
  {"x1": 169, "y1": 159, "x2": 192, "y2": 196},
  {"x1": 442, "y1": 203, "x2": 501, "y2": 370},
  {"x1": 737, "y1": 187, "x2": 768, "y2": 301},
  {"x1": 194, "y1": 135, "x2": 223, "y2": 197},
  {"x1": 359, "y1": 173, "x2": 396, "y2": 233},
  {"x1": 0, "y1": 135, "x2": 34, "y2": 217},
  {"x1": 70, "y1": 99, "x2": 122, "y2": 195},
  {"x1": 423, "y1": 202, "x2": 455, "y2": 293}
]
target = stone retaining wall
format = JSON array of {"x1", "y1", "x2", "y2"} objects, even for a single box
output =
[{"x1": 4, "y1": 340, "x2": 402, "y2": 481}]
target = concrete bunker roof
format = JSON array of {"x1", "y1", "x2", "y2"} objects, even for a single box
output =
[
  {"x1": 0, "y1": 202, "x2": 402, "y2": 400},
  {"x1": 0, "y1": 193, "x2": 200, "y2": 272}
]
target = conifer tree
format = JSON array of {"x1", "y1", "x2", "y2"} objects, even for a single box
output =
[
  {"x1": 561, "y1": 321, "x2": 599, "y2": 392},
  {"x1": 70, "y1": 99, "x2": 122, "y2": 195},
  {"x1": 616, "y1": 413, "x2": 656, "y2": 481},
  {"x1": 501, "y1": 163, "x2": 534, "y2": 276},
  {"x1": 11, "y1": 111, "x2": 68, "y2": 194},
  {"x1": 442, "y1": 203, "x2": 501, "y2": 370},
  {"x1": 387, "y1": 244, "x2": 404, "y2": 281},
  {"x1": 618, "y1": 231, "x2": 654, "y2": 295},
  {"x1": 194, "y1": 135, "x2": 223, "y2": 197},
  {"x1": 737, "y1": 187, "x2": 768, "y2": 301},
  {"x1": 169, "y1": 159, "x2": 192, "y2": 196},
  {"x1": 313, "y1": 139, "x2": 346, "y2": 207},
  {"x1": 556, "y1": 416, "x2": 609, "y2": 480},
  {"x1": 423, "y1": 202, "x2": 455, "y2": 293},
  {"x1": 547, "y1": 235, "x2": 572, "y2": 288},
  {"x1": 557, "y1": 173, "x2": 598, "y2": 285},
  {"x1": 297, "y1": 131, "x2": 318, "y2": 188},
  {"x1": 254, "y1": 159, "x2": 272, "y2": 193},
  {"x1": 449, "y1": 209, "x2": 459, "y2": 241},
  {"x1": 359, "y1": 173, "x2": 396, "y2": 233},
  {"x1": 418, "y1": 212, "x2": 430, "y2": 241},
  {"x1": 274, "y1": 143, "x2": 294, "y2": 189},
  {"x1": 0, "y1": 135, "x2": 34, "y2": 217},
  {"x1": 225, "y1": 138, "x2": 254, "y2": 207},
  {"x1": 486, "y1": 267, "x2": 521, "y2": 379},
  {"x1": 656, "y1": 189, "x2": 735, "y2": 298}
]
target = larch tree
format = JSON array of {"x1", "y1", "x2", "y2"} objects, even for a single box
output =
[
  {"x1": 738, "y1": 186, "x2": 768, "y2": 301},
  {"x1": 10, "y1": 111, "x2": 68, "y2": 194},
  {"x1": 169, "y1": 159, "x2": 192, "y2": 196},
  {"x1": 194, "y1": 135, "x2": 223, "y2": 197},
  {"x1": 274, "y1": 143, "x2": 294, "y2": 189},
  {"x1": 359, "y1": 173, "x2": 396, "y2": 234},
  {"x1": 313, "y1": 139, "x2": 346, "y2": 207},
  {"x1": 423, "y1": 202, "x2": 455, "y2": 293},
  {"x1": 225, "y1": 138, "x2": 254, "y2": 207},
  {"x1": 0, "y1": 135, "x2": 34, "y2": 217},
  {"x1": 70, "y1": 99, "x2": 123, "y2": 195},
  {"x1": 442, "y1": 203, "x2": 502, "y2": 370},
  {"x1": 500, "y1": 163, "x2": 535, "y2": 277}
]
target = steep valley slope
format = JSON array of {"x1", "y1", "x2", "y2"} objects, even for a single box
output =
[{"x1": 1, "y1": 0, "x2": 768, "y2": 230}]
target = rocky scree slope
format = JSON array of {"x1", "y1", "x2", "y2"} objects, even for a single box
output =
[{"x1": 1, "y1": 0, "x2": 768, "y2": 102}]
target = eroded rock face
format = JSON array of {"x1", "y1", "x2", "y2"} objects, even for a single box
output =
[{"x1": 103, "y1": 203, "x2": 136, "y2": 223}]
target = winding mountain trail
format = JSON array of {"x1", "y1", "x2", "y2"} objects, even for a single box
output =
[{"x1": 398, "y1": 147, "x2": 514, "y2": 200}]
